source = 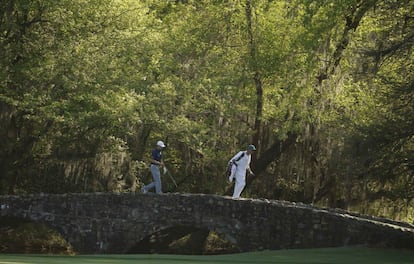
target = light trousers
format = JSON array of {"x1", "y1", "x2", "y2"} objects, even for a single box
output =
[
  {"x1": 231, "y1": 168, "x2": 246, "y2": 199},
  {"x1": 143, "y1": 164, "x2": 162, "y2": 194}
]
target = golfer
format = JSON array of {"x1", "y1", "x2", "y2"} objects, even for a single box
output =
[
  {"x1": 229, "y1": 144, "x2": 256, "y2": 199},
  {"x1": 142, "y1": 140, "x2": 166, "y2": 194}
]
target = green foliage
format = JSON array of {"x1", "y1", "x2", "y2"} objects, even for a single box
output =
[{"x1": 1, "y1": 0, "x2": 413, "y2": 221}]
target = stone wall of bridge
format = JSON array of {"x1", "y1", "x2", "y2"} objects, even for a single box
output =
[{"x1": 1, "y1": 193, "x2": 414, "y2": 253}]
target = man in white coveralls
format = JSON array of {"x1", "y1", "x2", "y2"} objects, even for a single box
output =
[{"x1": 228, "y1": 144, "x2": 256, "y2": 199}]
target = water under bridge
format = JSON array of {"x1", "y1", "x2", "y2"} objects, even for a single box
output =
[{"x1": 1, "y1": 192, "x2": 414, "y2": 254}]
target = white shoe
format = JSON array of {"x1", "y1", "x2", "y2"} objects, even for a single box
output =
[{"x1": 141, "y1": 187, "x2": 147, "y2": 194}]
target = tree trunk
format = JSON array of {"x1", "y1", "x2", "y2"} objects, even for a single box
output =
[
  {"x1": 245, "y1": 0, "x2": 263, "y2": 154},
  {"x1": 317, "y1": 0, "x2": 378, "y2": 84}
]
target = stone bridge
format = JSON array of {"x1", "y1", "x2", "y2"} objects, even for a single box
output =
[{"x1": 1, "y1": 193, "x2": 414, "y2": 254}]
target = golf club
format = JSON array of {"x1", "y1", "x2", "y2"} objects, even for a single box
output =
[{"x1": 164, "y1": 166, "x2": 178, "y2": 188}]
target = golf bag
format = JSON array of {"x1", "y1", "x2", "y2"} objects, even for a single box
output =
[{"x1": 225, "y1": 152, "x2": 245, "y2": 177}]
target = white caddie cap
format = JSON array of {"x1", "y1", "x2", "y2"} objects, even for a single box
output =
[{"x1": 156, "y1": 140, "x2": 166, "y2": 148}]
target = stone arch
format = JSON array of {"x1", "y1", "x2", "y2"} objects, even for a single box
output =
[
  {"x1": 0, "y1": 215, "x2": 74, "y2": 254},
  {"x1": 1, "y1": 193, "x2": 414, "y2": 254},
  {"x1": 126, "y1": 223, "x2": 241, "y2": 254}
]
